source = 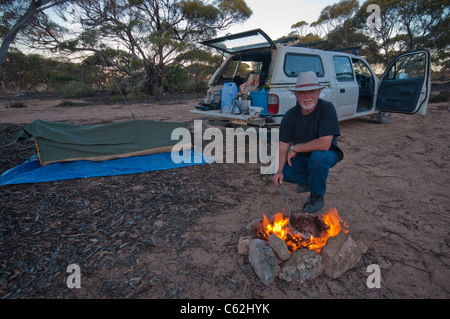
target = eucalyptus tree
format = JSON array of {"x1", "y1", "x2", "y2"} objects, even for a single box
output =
[
  {"x1": 0, "y1": 0, "x2": 68, "y2": 68},
  {"x1": 356, "y1": 0, "x2": 449, "y2": 67},
  {"x1": 56, "y1": 0, "x2": 252, "y2": 93},
  {"x1": 1, "y1": 0, "x2": 252, "y2": 94},
  {"x1": 311, "y1": 0, "x2": 360, "y2": 48}
]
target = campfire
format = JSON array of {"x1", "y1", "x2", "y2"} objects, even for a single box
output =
[
  {"x1": 240, "y1": 208, "x2": 367, "y2": 285},
  {"x1": 256, "y1": 208, "x2": 349, "y2": 254}
]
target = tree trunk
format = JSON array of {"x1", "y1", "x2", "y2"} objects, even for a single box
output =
[
  {"x1": 144, "y1": 63, "x2": 165, "y2": 95},
  {"x1": 0, "y1": 0, "x2": 54, "y2": 68}
]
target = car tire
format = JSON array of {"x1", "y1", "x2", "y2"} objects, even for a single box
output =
[{"x1": 377, "y1": 111, "x2": 391, "y2": 124}]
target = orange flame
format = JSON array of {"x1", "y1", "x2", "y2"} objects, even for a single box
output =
[
  {"x1": 258, "y1": 208, "x2": 349, "y2": 254},
  {"x1": 262, "y1": 212, "x2": 290, "y2": 241}
]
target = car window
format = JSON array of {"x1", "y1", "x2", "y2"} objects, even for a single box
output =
[
  {"x1": 353, "y1": 59, "x2": 373, "y2": 77},
  {"x1": 284, "y1": 54, "x2": 324, "y2": 77},
  {"x1": 387, "y1": 52, "x2": 426, "y2": 80},
  {"x1": 222, "y1": 60, "x2": 252, "y2": 78},
  {"x1": 333, "y1": 56, "x2": 354, "y2": 82}
]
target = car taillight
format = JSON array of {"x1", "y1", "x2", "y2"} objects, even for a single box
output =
[{"x1": 268, "y1": 94, "x2": 279, "y2": 114}]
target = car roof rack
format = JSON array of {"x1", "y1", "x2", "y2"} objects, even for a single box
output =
[
  {"x1": 293, "y1": 40, "x2": 329, "y2": 48},
  {"x1": 326, "y1": 46, "x2": 362, "y2": 55},
  {"x1": 273, "y1": 37, "x2": 329, "y2": 48}
]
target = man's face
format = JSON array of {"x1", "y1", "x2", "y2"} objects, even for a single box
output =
[{"x1": 295, "y1": 89, "x2": 321, "y2": 110}]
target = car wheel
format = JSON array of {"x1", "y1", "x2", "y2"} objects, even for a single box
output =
[{"x1": 377, "y1": 112, "x2": 391, "y2": 124}]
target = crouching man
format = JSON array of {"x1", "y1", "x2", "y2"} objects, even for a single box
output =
[{"x1": 272, "y1": 71, "x2": 344, "y2": 214}]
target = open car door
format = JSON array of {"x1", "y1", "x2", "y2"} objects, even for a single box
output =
[{"x1": 376, "y1": 49, "x2": 431, "y2": 115}]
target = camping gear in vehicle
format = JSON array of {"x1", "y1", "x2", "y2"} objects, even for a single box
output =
[
  {"x1": 236, "y1": 99, "x2": 251, "y2": 113},
  {"x1": 240, "y1": 72, "x2": 260, "y2": 95},
  {"x1": 248, "y1": 106, "x2": 264, "y2": 116},
  {"x1": 230, "y1": 103, "x2": 242, "y2": 115},
  {"x1": 221, "y1": 82, "x2": 238, "y2": 113},
  {"x1": 196, "y1": 98, "x2": 219, "y2": 111},
  {"x1": 250, "y1": 90, "x2": 268, "y2": 113}
]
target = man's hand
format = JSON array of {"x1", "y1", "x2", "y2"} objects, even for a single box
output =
[
  {"x1": 287, "y1": 148, "x2": 296, "y2": 166},
  {"x1": 273, "y1": 141, "x2": 290, "y2": 186},
  {"x1": 272, "y1": 171, "x2": 283, "y2": 186}
]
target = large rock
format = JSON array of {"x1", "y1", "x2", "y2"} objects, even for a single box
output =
[
  {"x1": 268, "y1": 234, "x2": 291, "y2": 261},
  {"x1": 278, "y1": 249, "x2": 324, "y2": 285},
  {"x1": 321, "y1": 232, "x2": 367, "y2": 279},
  {"x1": 237, "y1": 235, "x2": 251, "y2": 255},
  {"x1": 248, "y1": 239, "x2": 280, "y2": 285}
]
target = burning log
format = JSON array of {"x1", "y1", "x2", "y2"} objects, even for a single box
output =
[{"x1": 252, "y1": 208, "x2": 349, "y2": 254}]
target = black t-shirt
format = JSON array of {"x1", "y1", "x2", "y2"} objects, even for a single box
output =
[{"x1": 279, "y1": 99, "x2": 343, "y2": 161}]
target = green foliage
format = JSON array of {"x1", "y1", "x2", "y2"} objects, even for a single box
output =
[
  {"x1": 55, "y1": 0, "x2": 252, "y2": 72},
  {"x1": 79, "y1": 30, "x2": 100, "y2": 47},
  {"x1": 296, "y1": 33, "x2": 326, "y2": 47},
  {"x1": 0, "y1": 48, "x2": 55, "y2": 91},
  {"x1": 317, "y1": 0, "x2": 359, "y2": 23},
  {"x1": 57, "y1": 100, "x2": 74, "y2": 107},
  {"x1": 110, "y1": 95, "x2": 125, "y2": 102},
  {"x1": 180, "y1": 1, "x2": 220, "y2": 25},
  {"x1": 9, "y1": 102, "x2": 27, "y2": 108},
  {"x1": 429, "y1": 91, "x2": 449, "y2": 103},
  {"x1": 163, "y1": 64, "x2": 190, "y2": 92},
  {"x1": 127, "y1": 92, "x2": 150, "y2": 100},
  {"x1": 356, "y1": 0, "x2": 449, "y2": 66},
  {"x1": 217, "y1": 0, "x2": 253, "y2": 22},
  {"x1": 175, "y1": 49, "x2": 222, "y2": 85},
  {"x1": 59, "y1": 81, "x2": 94, "y2": 98},
  {"x1": 49, "y1": 73, "x2": 76, "y2": 82},
  {"x1": 187, "y1": 81, "x2": 208, "y2": 94},
  {"x1": 314, "y1": 0, "x2": 360, "y2": 48}
]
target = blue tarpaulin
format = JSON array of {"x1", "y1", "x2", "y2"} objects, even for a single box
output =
[{"x1": 0, "y1": 150, "x2": 213, "y2": 186}]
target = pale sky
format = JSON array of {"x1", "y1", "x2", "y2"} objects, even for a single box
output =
[{"x1": 218, "y1": 0, "x2": 358, "y2": 40}]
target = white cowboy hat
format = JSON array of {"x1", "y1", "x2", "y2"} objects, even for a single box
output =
[{"x1": 289, "y1": 71, "x2": 324, "y2": 92}]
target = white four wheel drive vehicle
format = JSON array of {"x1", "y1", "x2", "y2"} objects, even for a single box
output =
[{"x1": 190, "y1": 29, "x2": 431, "y2": 127}]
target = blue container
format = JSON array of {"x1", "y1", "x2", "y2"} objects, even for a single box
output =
[
  {"x1": 221, "y1": 82, "x2": 238, "y2": 113},
  {"x1": 250, "y1": 91, "x2": 268, "y2": 113}
]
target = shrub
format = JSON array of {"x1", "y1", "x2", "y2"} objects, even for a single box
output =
[
  {"x1": 57, "y1": 100, "x2": 74, "y2": 107},
  {"x1": 49, "y1": 73, "x2": 76, "y2": 82},
  {"x1": 187, "y1": 81, "x2": 208, "y2": 93},
  {"x1": 127, "y1": 91, "x2": 150, "y2": 100},
  {"x1": 110, "y1": 95, "x2": 124, "y2": 102},
  {"x1": 9, "y1": 102, "x2": 27, "y2": 108},
  {"x1": 429, "y1": 91, "x2": 449, "y2": 103},
  {"x1": 60, "y1": 81, "x2": 94, "y2": 98},
  {"x1": 163, "y1": 64, "x2": 189, "y2": 92}
]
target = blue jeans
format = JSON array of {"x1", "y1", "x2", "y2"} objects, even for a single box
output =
[{"x1": 282, "y1": 150, "x2": 339, "y2": 196}]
